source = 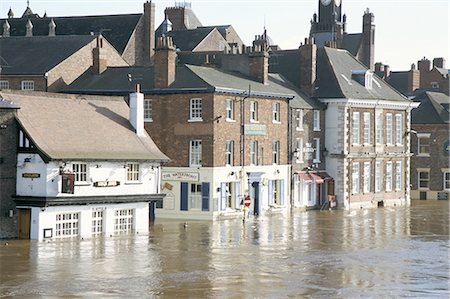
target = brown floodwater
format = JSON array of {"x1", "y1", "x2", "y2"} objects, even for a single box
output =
[{"x1": 0, "y1": 200, "x2": 449, "y2": 298}]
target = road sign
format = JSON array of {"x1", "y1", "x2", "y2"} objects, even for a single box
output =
[{"x1": 244, "y1": 196, "x2": 251, "y2": 207}]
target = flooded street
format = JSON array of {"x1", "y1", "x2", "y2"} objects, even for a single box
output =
[{"x1": 1, "y1": 200, "x2": 449, "y2": 298}]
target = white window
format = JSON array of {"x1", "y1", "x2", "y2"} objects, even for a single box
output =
[
  {"x1": 352, "y1": 162, "x2": 360, "y2": 194},
  {"x1": 250, "y1": 101, "x2": 258, "y2": 122},
  {"x1": 363, "y1": 161, "x2": 371, "y2": 193},
  {"x1": 395, "y1": 161, "x2": 402, "y2": 191},
  {"x1": 417, "y1": 134, "x2": 430, "y2": 156},
  {"x1": 363, "y1": 112, "x2": 371, "y2": 144},
  {"x1": 271, "y1": 180, "x2": 282, "y2": 205},
  {"x1": 19, "y1": 130, "x2": 32, "y2": 148},
  {"x1": 444, "y1": 172, "x2": 450, "y2": 190},
  {"x1": 352, "y1": 112, "x2": 360, "y2": 145},
  {"x1": 225, "y1": 182, "x2": 237, "y2": 209},
  {"x1": 144, "y1": 99, "x2": 152, "y2": 121},
  {"x1": 376, "y1": 112, "x2": 383, "y2": 144},
  {"x1": 225, "y1": 140, "x2": 234, "y2": 166},
  {"x1": 272, "y1": 102, "x2": 281, "y2": 123},
  {"x1": 190, "y1": 183, "x2": 202, "y2": 210},
  {"x1": 375, "y1": 161, "x2": 383, "y2": 192},
  {"x1": 272, "y1": 141, "x2": 280, "y2": 164},
  {"x1": 313, "y1": 110, "x2": 320, "y2": 131},
  {"x1": 296, "y1": 109, "x2": 303, "y2": 130},
  {"x1": 313, "y1": 138, "x2": 320, "y2": 163},
  {"x1": 250, "y1": 141, "x2": 258, "y2": 165},
  {"x1": 189, "y1": 98, "x2": 202, "y2": 121},
  {"x1": 126, "y1": 163, "x2": 140, "y2": 182},
  {"x1": 0, "y1": 80, "x2": 9, "y2": 89},
  {"x1": 295, "y1": 138, "x2": 303, "y2": 163},
  {"x1": 386, "y1": 113, "x2": 393, "y2": 145},
  {"x1": 72, "y1": 163, "x2": 88, "y2": 183},
  {"x1": 396, "y1": 114, "x2": 403, "y2": 145},
  {"x1": 418, "y1": 171, "x2": 429, "y2": 189},
  {"x1": 189, "y1": 140, "x2": 202, "y2": 167},
  {"x1": 226, "y1": 99, "x2": 234, "y2": 121},
  {"x1": 21, "y1": 80, "x2": 34, "y2": 91},
  {"x1": 55, "y1": 213, "x2": 79, "y2": 237},
  {"x1": 385, "y1": 161, "x2": 393, "y2": 192},
  {"x1": 92, "y1": 209, "x2": 104, "y2": 234},
  {"x1": 114, "y1": 209, "x2": 134, "y2": 233}
]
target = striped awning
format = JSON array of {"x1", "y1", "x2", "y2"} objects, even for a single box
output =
[
  {"x1": 297, "y1": 172, "x2": 312, "y2": 182},
  {"x1": 309, "y1": 173, "x2": 324, "y2": 184}
]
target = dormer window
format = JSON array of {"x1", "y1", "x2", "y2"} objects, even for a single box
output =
[{"x1": 352, "y1": 70, "x2": 373, "y2": 89}]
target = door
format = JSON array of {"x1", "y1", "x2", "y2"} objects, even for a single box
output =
[
  {"x1": 18, "y1": 208, "x2": 31, "y2": 239},
  {"x1": 252, "y1": 182, "x2": 260, "y2": 216}
]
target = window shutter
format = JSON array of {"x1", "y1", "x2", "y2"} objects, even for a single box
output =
[
  {"x1": 201, "y1": 182, "x2": 210, "y2": 211},
  {"x1": 220, "y1": 183, "x2": 226, "y2": 211},
  {"x1": 268, "y1": 180, "x2": 273, "y2": 206},
  {"x1": 62, "y1": 173, "x2": 75, "y2": 194},
  {"x1": 235, "y1": 182, "x2": 241, "y2": 208},
  {"x1": 280, "y1": 180, "x2": 285, "y2": 206},
  {"x1": 180, "y1": 182, "x2": 188, "y2": 211}
]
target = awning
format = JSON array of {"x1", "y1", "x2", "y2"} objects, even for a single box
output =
[
  {"x1": 318, "y1": 172, "x2": 334, "y2": 181},
  {"x1": 297, "y1": 172, "x2": 312, "y2": 183},
  {"x1": 309, "y1": 173, "x2": 324, "y2": 184}
]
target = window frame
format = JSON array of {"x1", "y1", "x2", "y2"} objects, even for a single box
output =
[
  {"x1": 313, "y1": 110, "x2": 320, "y2": 131},
  {"x1": 295, "y1": 138, "x2": 304, "y2": 163},
  {"x1": 189, "y1": 140, "x2": 202, "y2": 167},
  {"x1": 386, "y1": 113, "x2": 393, "y2": 145},
  {"x1": 352, "y1": 162, "x2": 360, "y2": 194},
  {"x1": 225, "y1": 140, "x2": 234, "y2": 166},
  {"x1": 21, "y1": 80, "x2": 35, "y2": 91},
  {"x1": 352, "y1": 111, "x2": 360, "y2": 145},
  {"x1": 418, "y1": 170, "x2": 430, "y2": 190},
  {"x1": 0, "y1": 80, "x2": 9, "y2": 89},
  {"x1": 189, "y1": 98, "x2": 203, "y2": 122},
  {"x1": 272, "y1": 141, "x2": 280, "y2": 165},
  {"x1": 126, "y1": 162, "x2": 141, "y2": 183},
  {"x1": 250, "y1": 101, "x2": 258, "y2": 122},
  {"x1": 395, "y1": 114, "x2": 403, "y2": 145},
  {"x1": 363, "y1": 112, "x2": 371, "y2": 145},
  {"x1": 417, "y1": 133, "x2": 431, "y2": 156},
  {"x1": 443, "y1": 172, "x2": 450, "y2": 190},
  {"x1": 72, "y1": 163, "x2": 88, "y2": 184},
  {"x1": 296, "y1": 109, "x2": 304, "y2": 131},
  {"x1": 272, "y1": 102, "x2": 281, "y2": 123},
  {"x1": 313, "y1": 138, "x2": 320, "y2": 163},
  {"x1": 385, "y1": 161, "x2": 393, "y2": 192},
  {"x1": 225, "y1": 99, "x2": 235, "y2": 121},
  {"x1": 250, "y1": 141, "x2": 258, "y2": 165},
  {"x1": 395, "y1": 161, "x2": 402, "y2": 191},
  {"x1": 144, "y1": 98, "x2": 153, "y2": 122},
  {"x1": 376, "y1": 112, "x2": 383, "y2": 144},
  {"x1": 363, "y1": 161, "x2": 371, "y2": 193},
  {"x1": 375, "y1": 160, "x2": 383, "y2": 192},
  {"x1": 189, "y1": 183, "x2": 202, "y2": 210}
]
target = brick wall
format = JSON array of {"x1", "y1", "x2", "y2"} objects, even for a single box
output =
[{"x1": 0, "y1": 109, "x2": 18, "y2": 239}]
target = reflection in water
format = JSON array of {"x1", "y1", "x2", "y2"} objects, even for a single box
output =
[{"x1": 0, "y1": 201, "x2": 448, "y2": 297}]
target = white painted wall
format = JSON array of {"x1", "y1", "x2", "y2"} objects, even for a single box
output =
[
  {"x1": 16, "y1": 155, "x2": 161, "y2": 197},
  {"x1": 157, "y1": 165, "x2": 291, "y2": 220},
  {"x1": 29, "y1": 202, "x2": 149, "y2": 241}
]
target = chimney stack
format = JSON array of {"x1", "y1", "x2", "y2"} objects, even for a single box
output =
[
  {"x1": 362, "y1": 9, "x2": 375, "y2": 70},
  {"x1": 25, "y1": 19, "x2": 33, "y2": 37},
  {"x1": 92, "y1": 36, "x2": 107, "y2": 74},
  {"x1": 154, "y1": 36, "x2": 177, "y2": 88},
  {"x1": 143, "y1": 1, "x2": 155, "y2": 65},
  {"x1": 129, "y1": 83, "x2": 146, "y2": 137},
  {"x1": 3, "y1": 20, "x2": 10, "y2": 37},
  {"x1": 298, "y1": 40, "x2": 317, "y2": 96},
  {"x1": 249, "y1": 36, "x2": 269, "y2": 84},
  {"x1": 418, "y1": 57, "x2": 431, "y2": 88},
  {"x1": 383, "y1": 64, "x2": 390, "y2": 79},
  {"x1": 48, "y1": 18, "x2": 56, "y2": 36},
  {"x1": 433, "y1": 57, "x2": 445, "y2": 69}
]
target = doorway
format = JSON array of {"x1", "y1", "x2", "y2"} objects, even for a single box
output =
[
  {"x1": 18, "y1": 208, "x2": 31, "y2": 239},
  {"x1": 252, "y1": 181, "x2": 260, "y2": 216}
]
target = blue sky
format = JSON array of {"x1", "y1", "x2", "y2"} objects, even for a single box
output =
[{"x1": 1, "y1": 0, "x2": 448, "y2": 70}]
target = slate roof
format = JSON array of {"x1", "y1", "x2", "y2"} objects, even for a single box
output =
[
  {"x1": 435, "y1": 67, "x2": 449, "y2": 78},
  {"x1": 411, "y1": 90, "x2": 450, "y2": 124},
  {"x1": 167, "y1": 27, "x2": 216, "y2": 51},
  {"x1": 0, "y1": 35, "x2": 96, "y2": 75},
  {"x1": 314, "y1": 47, "x2": 408, "y2": 102},
  {"x1": 65, "y1": 62, "x2": 318, "y2": 109},
  {"x1": 0, "y1": 90, "x2": 169, "y2": 161},
  {"x1": 387, "y1": 71, "x2": 410, "y2": 96},
  {"x1": 342, "y1": 33, "x2": 362, "y2": 56},
  {"x1": 1, "y1": 14, "x2": 141, "y2": 54}
]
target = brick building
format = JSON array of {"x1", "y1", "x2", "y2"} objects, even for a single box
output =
[
  {"x1": 0, "y1": 99, "x2": 19, "y2": 239},
  {"x1": 410, "y1": 90, "x2": 450, "y2": 200},
  {"x1": 0, "y1": 35, "x2": 127, "y2": 92}
]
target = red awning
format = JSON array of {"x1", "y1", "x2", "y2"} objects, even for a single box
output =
[
  {"x1": 317, "y1": 172, "x2": 333, "y2": 181},
  {"x1": 298, "y1": 172, "x2": 312, "y2": 182},
  {"x1": 309, "y1": 173, "x2": 324, "y2": 184}
]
